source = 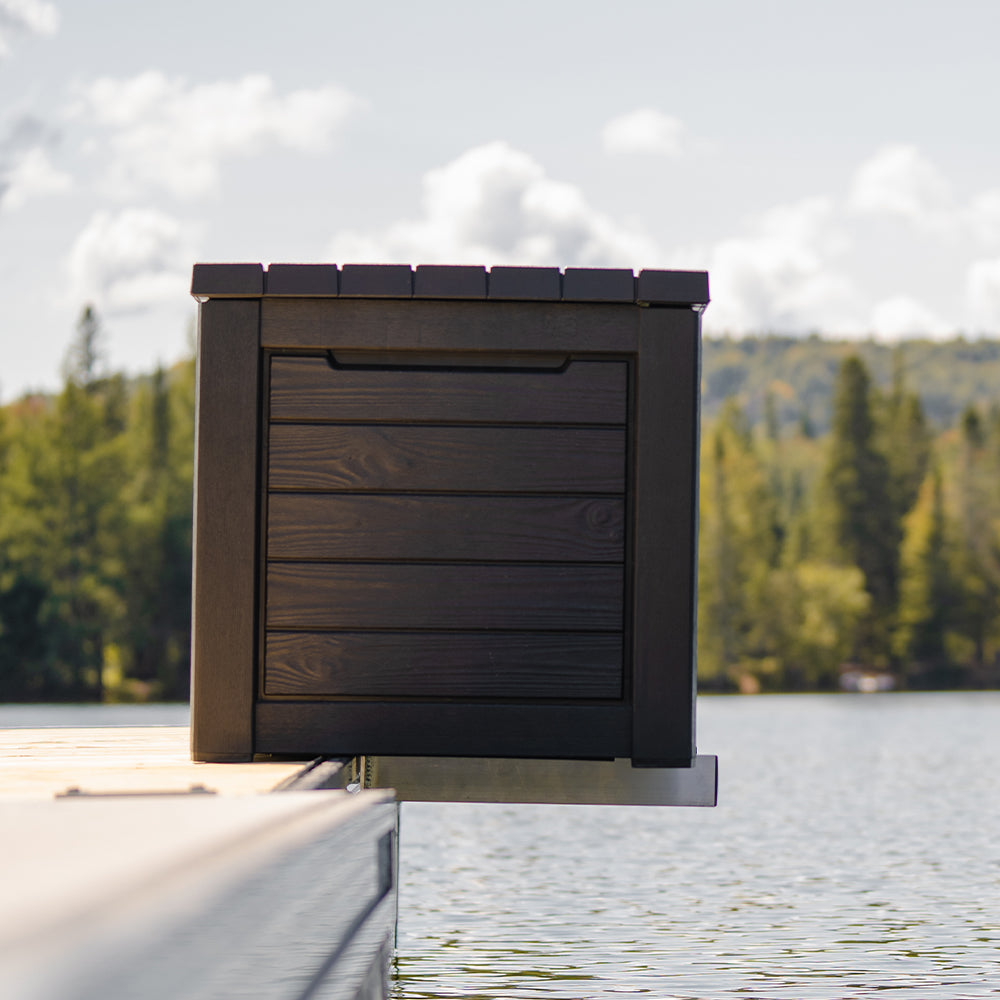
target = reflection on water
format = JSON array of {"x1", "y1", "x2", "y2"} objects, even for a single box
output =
[{"x1": 393, "y1": 693, "x2": 1000, "y2": 1000}]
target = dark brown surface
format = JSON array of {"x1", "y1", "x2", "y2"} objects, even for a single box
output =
[
  {"x1": 414, "y1": 265, "x2": 487, "y2": 299},
  {"x1": 339, "y1": 264, "x2": 413, "y2": 297},
  {"x1": 269, "y1": 356, "x2": 627, "y2": 424},
  {"x1": 266, "y1": 563, "x2": 624, "y2": 630},
  {"x1": 631, "y1": 307, "x2": 700, "y2": 765},
  {"x1": 261, "y1": 299, "x2": 639, "y2": 352},
  {"x1": 254, "y1": 702, "x2": 633, "y2": 758},
  {"x1": 190, "y1": 299, "x2": 260, "y2": 762},
  {"x1": 636, "y1": 268, "x2": 710, "y2": 306},
  {"x1": 562, "y1": 268, "x2": 636, "y2": 302},
  {"x1": 190, "y1": 263, "x2": 263, "y2": 297},
  {"x1": 265, "y1": 631, "x2": 623, "y2": 698},
  {"x1": 268, "y1": 424, "x2": 626, "y2": 493},
  {"x1": 195, "y1": 263, "x2": 711, "y2": 307},
  {"x1": 487, "y1": 266, "x2": 562, "y2": 300},
  {"x1": 265, "y1": 263, "x2": 339, "y2": 296},
  {"x1": 268, "y1": 494, "x2": 625, "y2": 562}
]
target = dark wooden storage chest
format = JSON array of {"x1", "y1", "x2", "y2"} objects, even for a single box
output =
[{"x1": 190, "y1": 264, "x2": 707, "y2": 766}]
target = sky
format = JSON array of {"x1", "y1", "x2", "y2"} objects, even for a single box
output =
[{"x1": 2, "y1": 0, "x2": 1000, "y2": 400}]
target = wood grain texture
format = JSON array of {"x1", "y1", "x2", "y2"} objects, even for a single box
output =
[
  {"x1": 267, "y1": 494, "x2": 625, "y2": 562},
  {"x1": 264, "y1": 631, "x2": 623, "y2": 698},
  {"x1": 269, "y1": 357, "x2": 627, "y2": 424},
  {"x1": 266, "y1": 563, "x2": 624, "y2": 630},
  {"x1": 261, "y1": 299, "x2": 639, "y2": 353},
  {"x1": 254, "y1": 701, "x2": 633, "y2": 759},
  {"x1": 631, "y1": 307, "x2": 700, "y2": 766},
  {"x1": 190, "y1": 299, "x2": 260, "y2": 762},
  {"x1": 268, "y1": 424, "x2": 626, "y2": 493}
]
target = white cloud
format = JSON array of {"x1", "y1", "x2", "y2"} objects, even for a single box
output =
[
  {"x1": 0, "y1": 145, "x2": 71, "y2": 209},
  {"x1": 848, "y1": 144, "x2": 954, "y2": 228},
  {"x1": 601, "y1": 109, "x2": 684, "y2": 157},
  {"x1": 326, "y1": 140, "x2": 996, "y2": 339},
  {"x1": 701, "y1": 197, "x2": 861, "y2": 334},
  {"x1": 965, "y1": 258, "x2": 1000, "y2": 333},
  {"x1": 868, "y1": 295, "x2": 953, "y2": 340},
  {"x1": 67, "y1": 207, "x2": 197, "y2": 313},
  {"x1": 76, "y1": 71, "x2": 361, "y2": 199},
  {"x1": 966, "y1": 190, "x2": 1000, "y2": 247},
  {"x1": 329, "y1": 140, "x2": 661, "y2": 267},
  {"x1": 0, "y1": 0, "x2": 58, "y2": 54}
]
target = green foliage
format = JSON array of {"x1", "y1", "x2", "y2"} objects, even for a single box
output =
[
  {"x1": 0, "y1": 307, "x2": 193, "y2": 702},
  {"x1": 895, "y1": 466, "x2": 958, "y2": 682},
  {"x1": 697, "y1": 400, "x2": 781, "y2": 690},
  {"x1": 116, "y1": 362, "x2": 195, "y2": 700},
  {"x1": 946, "y1": 406, "x2": 1000, "y2": 682},
  {"x1": 696, "y1": 346, "x2": 1000, "y2": 691},
  {"x1": 823, "y1": 356, "x2": 900, "y2": 663}
]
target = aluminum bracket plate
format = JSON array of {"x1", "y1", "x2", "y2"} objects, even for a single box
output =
[{"x1": 362, "y1": 754, "x2": 717, "y2": 806}]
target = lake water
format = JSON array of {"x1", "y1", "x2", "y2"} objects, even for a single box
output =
[
  {"x1": 4, "y1": 694, "x2": 998, "y2": 998},
  {"x1": 393, "y1": 693, "x2": 1000, "y2": 1000}
]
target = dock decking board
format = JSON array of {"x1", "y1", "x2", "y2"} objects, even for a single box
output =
[
  {"x1": 0, "y1": 726, "x2": 397, "y2": 1000},
  {"x1": 0, "y1": 726, "x2": 301, "y2": 799}
]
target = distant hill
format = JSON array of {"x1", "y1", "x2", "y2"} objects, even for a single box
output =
[{"x1": 702, "y1": 336, "x2": 1000, "y2": 433}]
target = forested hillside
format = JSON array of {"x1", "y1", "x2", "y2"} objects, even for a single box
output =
[
  {"x1": 0, "y1": 314, "x2": 997, "y2": 700},
  {"x1": 703, "y1": 336, "x2": 1000, "y2": 434}
]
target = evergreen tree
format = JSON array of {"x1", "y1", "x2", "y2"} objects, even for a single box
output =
[
  {"x1": 895, "y1": 464, "x2": 958, "y2": 684},
  {"x1": 697, "y1": 400, "x2": 781, "y2": 690},
  {"x1": 61, "y1": 304, "x2": 103, "y2": 388},
  {"x1": 823, "y1": 356, "x2": 900, "y2": 664},
  {"x1": 950, "y1": 405, "x2": 1000, "y2": 681},
  {"x1": 117, "y1": 362, "x2": 194, "y2": 700},
  {"x1": 883, "y1": 348, "x2": 931, "y2": 522}
]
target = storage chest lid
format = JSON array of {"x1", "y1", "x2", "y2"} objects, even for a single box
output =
[{"x1": 190, "y1": 263, "x2": 710, "y2": 307}]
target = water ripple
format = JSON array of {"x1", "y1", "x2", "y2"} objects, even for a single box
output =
[{"x1": 392, "y1": 693, "x2": 1000, "y2": 1000}]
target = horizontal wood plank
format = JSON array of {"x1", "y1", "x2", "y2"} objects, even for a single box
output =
[
  {"x1": 267, "y1": 494, "x2": 625, "y2": 562},
  {"x1": 254, "y1": 701, "x2": 633, "y2": 758},
  {"x1": 264, "y1": 631, "x2": 623, "y2": 698},
  {"x1": 268, "y1": 424, "x2": 626, "y2": 493},
  {"x1": 269, "y1": 357, "x2": 627, "y2": 424},
  {"x1": 266, "y1": 563, "x2": 624, "y2": 630},
  {"x1": 261, "y1": 299, "x2": 639, "y2": 353}
]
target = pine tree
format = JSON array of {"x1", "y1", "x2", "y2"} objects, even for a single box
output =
[
  {"x1": 697, "y1": 400, "x2": 781, "y2": 690},
  {"x1": 118, "y1": 362, "x2": 194, "y2": 700},
  {"x1": 61, "y1": 304, "x2": 103, "y2": 388},
  {"x1": 823, "y1": 356, "x2": 900, "y2": 664},
  {"x1": 883, "y1": 347, "x2": 931, "y2": 522},
  {"x1": 950, "y1": 406, "x2": 1000, "y2": 680},
  {"x1": 895, "y1": 465, "x2": 957, "y2": 684}
]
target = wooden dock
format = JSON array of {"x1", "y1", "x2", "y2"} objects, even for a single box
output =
[{"x1": 0, "y1": 727, "x2": 398, "y2": 1000}]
